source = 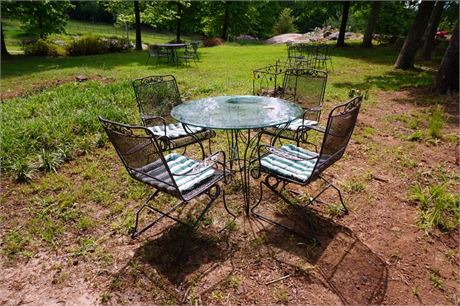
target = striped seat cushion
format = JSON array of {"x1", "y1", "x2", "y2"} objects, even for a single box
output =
[
  {"x1": 165, "y1": 153, "x2": 215, "y2": 193},
  {"x1": 261, "y1": 144, "x2": 318, "y2": 183},
  {"x1": 276, "y1": 118, "x2": 318, "y2": 131},
  {"x1": 148, "y1": 123, "x2": 205, "y2": 139}
]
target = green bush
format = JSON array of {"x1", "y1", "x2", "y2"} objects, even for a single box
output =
[
  {"x1": 67, "y1": 35, "x2": 107, "y2": 56},
  {"x1": 202, "y1": 37, "x2": 225, "y2": 47},
  {"x1": 67, "y1": 35, "x2": 131, "y2": 56},
  {"x1": 23, "y1": 39, "x2": 67, "y2": 57},
  {"x1": 106, "y1": 36, "x2": 131, "y2": 53},
  {"x1": 273, "y1": 8, "x2": 298, "y2": 35}
]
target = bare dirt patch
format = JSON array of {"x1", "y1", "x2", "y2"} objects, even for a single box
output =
[
  {"x1": 1, "y1": 74, "x2": 115, "y2": 100},
  {"x1": 1, "y1": 88, "x2": 458, "y2": 305}
]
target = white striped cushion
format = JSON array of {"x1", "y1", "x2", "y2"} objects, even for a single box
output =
[
  {"x1": 261, "y1": 144, "x2": 318, "y2": 183},
  {"x1": 148, "y1": 123, "x2": 204, "y2": 139},
  {"x1": 277, "y1": 118, "x2": 318, "y2": 131},
  {"x1": 165, "y1": 153, "x2": 215, "y2": 193}
]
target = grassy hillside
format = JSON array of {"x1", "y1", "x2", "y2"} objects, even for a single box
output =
[{"x1": 2, "y1": 19, "x2": 198, "y2": 54}]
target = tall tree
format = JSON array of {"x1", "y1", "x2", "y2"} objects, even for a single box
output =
[
  {"x1": 420, "y1": 1, "x2": 445, "y2": 61},
  {"x1": 394, "y1": 1, "x2": 435, "y2": 69},
  {"x1": 133, "y1": 0, "x2": 142, "y2": 50},
  {"x1": 434, "y1": 20, "x2": 459, "y2": 94},
  {"x1": 362, "y1": 1, "x2": 382, "y2": 48},
  {"x1": 14, "y1": 0, "x2": 73, "y2": 39},
  {"x1": 1, "y1": 23, "x2": 9, "y2": 57},
  {"x1": 221, "y1": 1, "x2": 230, "y2": 40},
  {"x1": 337, "y1": 1, "x2": 351, "y2": 47},
  {"x1": 175, "y1": 1, "x2": 182, "y2": 42}
]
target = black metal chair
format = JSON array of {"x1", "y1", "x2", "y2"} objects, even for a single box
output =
[
  {"x1": 177, "y1": 44, "x2": 197, "y2": 65},
  {"x1": 190, "y1": 41, "x2": 200, "y2": 60},
  {"x1": 313, "y1": 44, "x2": 333, "y2": 72},
  {"x1": 146, "y1": 44, "x2": 169, "y2": 65},
  {"x1": 132, "y1": 75, "x2": 215, "y2": 157},
  {"x1": 263, "y1": 68, "x2": 328, "y2": 146},
  {"x1": 287, "y1": 44, "x2": 317, "y2": 67},
  {"x1": 251, "y1": 96, "x2": 362, "y2": 240},
  {"x1": 99, "y1": 117, "x2": 234, "y2": 239}
]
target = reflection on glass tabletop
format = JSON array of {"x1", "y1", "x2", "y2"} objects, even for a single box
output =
[{"x1": 171, "y1": 95, "x2": 303, "y2": 130}]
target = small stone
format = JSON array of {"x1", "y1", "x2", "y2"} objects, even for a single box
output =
[
  {"x1": 72, "y1": 259, "x2": 79, "y2": 266},
  {"x1": 75, "y1": 75, "x2": 88, "y2": 82}
]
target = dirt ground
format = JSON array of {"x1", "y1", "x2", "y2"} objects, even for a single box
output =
[{"x1": 1, "y1": 89, "x2": 459, "y2": 305}]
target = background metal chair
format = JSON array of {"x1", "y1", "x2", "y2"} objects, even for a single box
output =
[
  {"x1": 177, "y1": 44, "x2": 197, "y2": 65},
  {"x1": 313, "y1": 44, "x2": 334, "y2": 72},
  {"x1": 146, "y1": 44, "x2": 169, "y2": 65},
  {"x1": 132, "y1": 75, "x2": 215, "y2": 157},
  {"x1": 263, "y1": 68, "x2": 328, "y2": 146},
  {"x1": 251, "y1": 96, "x2": 362, "y2": 240},
  {"x1": 99, "y1": 117, "x2": 234, "y2": 239},
  {"x1": 190, "y1": 41, "x2": 200, "y2": 60}
]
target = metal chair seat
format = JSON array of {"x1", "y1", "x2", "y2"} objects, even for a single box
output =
[
  {"x1": 260, "y1": 144, "x2": 318, "y2": 183},
  {"x1": 148, "y1": 123, "x2": 205, "y2": 139},
  {"x1": 134, "y1": 153, "x2": 217, "y2": 194}
]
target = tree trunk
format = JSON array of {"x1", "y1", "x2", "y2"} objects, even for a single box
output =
[
  {"x1": 337, "y1": 1, "x2": 350, "y2": 47},
  {"x1": 394, "y1": 1, "x2": 435, "y2": 69},
  {"x1": 176, "y1": 1, "x2": 181, "y2": 42},
  {"x1": 362, "y1": 1, "x2": 382, "y2": 48},
  {"x1": 222, "y1": 1, "x2": 230, "y2": 40},
  {"x1": 134, "y1": 0, "x2": 142, "y2": 51},
  {"x1": 420, "y1": 1, "x2": 445, "y2": 61},
  {"x1": 1, "y1": 23, "x2": 10, "y2": 57},
  {"x1": 434, "y1": 20, "x2": 459, "y2": 94},
  {"x1": 38, "y1": 14, "x2": 44, "y2": 39}
]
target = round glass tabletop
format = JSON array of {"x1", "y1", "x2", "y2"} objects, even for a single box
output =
[{"x1": 171, "y1": 95, "x2": 303, "y2": 130}]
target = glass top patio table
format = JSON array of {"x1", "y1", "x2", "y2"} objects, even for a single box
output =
[{"x1": 171, "y1": 95, "x2": 303, "y2": 130}]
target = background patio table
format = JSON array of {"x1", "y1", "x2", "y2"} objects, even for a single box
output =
[
  {"x1": 156, "y1": 43, "x2": 187, "y2": 64},
  {"x1": 171, "y1": 95, "x2": 303, "y2": 215}
]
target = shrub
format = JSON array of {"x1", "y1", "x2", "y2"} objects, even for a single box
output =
[
  {"x1": 23, "y1": 39, "x2": 67, "y2": 57},
  {"x1": 67, "y1": 35, "x2": 107, "y2": 56},
  {"x1": 10, "y1": 159, "x2": 36, "y2": 183},
  {"x1": 410, "y1": 184, "x2": 459, "y2": 233},
  {"x1": 273, "y1": 8, "x2": 298, "y2": 35},
  {"x1": 202, "y1": 37, "x2": 225, "y2": 47},
  {"x1": 66, "y1": 35, "x2": 131, "y2": 56},
  {"x1": 105, "y1": 36, "x2": 131, "y2": 53},
  {"x1": 428, "y1": 106, "x2": 444, "y2": 139}
]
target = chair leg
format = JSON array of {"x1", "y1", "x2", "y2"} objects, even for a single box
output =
[
  {"x1": 251, "y1": 177, "x2": 319, "y2": 244},
  {"x1": 222, "y1": 189, "x2": 237, "y2": 219},
  {"x1": 131, "y1": 184, "x2": 224, "y2": 239},
  {"x1": 317, "y1": 175, "x2": 348, "y2": 214}
]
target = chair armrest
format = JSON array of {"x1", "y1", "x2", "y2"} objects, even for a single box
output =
[
  {"x1": 306, "y1": 125, "x2": 326, "y2": 134},
  {"x1": 303, "y1": 106, "x2": 322, "y2": 113},
  {"x1": 142, "y1": 115, "x2": 167, "y2": 127},
  {"x1": 172, "y1": 151, "x2": 227, "y2": 180}
]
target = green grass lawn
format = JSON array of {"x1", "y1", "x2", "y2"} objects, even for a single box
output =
[{"x1": 1, "y1": 42, "x2": 438, "y2": 177}]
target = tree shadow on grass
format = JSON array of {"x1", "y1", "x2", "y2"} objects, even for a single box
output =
[
  {"x1": 254, "y1": 205, "x2": 388, "y2": 305},
  {"x1": 1, "y1": 51, "x2": 192, "y2": 79},
  {"x1": 334, "y1": 69, "x2": 436, "y2": 92}
]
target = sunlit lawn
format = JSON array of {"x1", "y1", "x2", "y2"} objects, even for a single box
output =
[{"x1": 1, "y1": 42, "x2": 439, "y2": 175}]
